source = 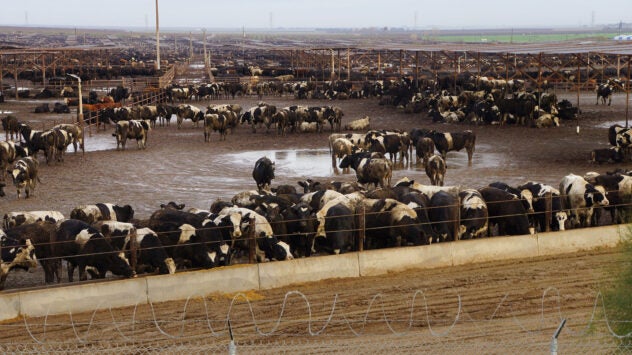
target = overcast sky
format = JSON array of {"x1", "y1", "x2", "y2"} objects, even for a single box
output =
[{"x1": 1, "y1": 0, "x2": 631, "y2": 30}]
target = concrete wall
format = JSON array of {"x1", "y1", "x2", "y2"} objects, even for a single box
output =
[{"x1": 0, "y1": 225, "x2": 627, "y2": 321}]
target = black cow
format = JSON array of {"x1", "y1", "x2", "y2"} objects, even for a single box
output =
[
  {"x1": 113, "y1": 119, "x2": 150, "y2": 150},
  {"x1": 591, "y1": 147, "x2": 623, "y2": 164},
  {"x1": 362, "y1": 198, "x2": 423, "y2": 249},
  {"x1": 55, "y1": 219, "x2": 134, "y2": 282},
  {"x1": 7, "y1": 221, "x2": 60, "y2": 284},
  {"x1": 2, "y1": 115, "x2": 20, "y2": 141},
  {"x1": 252, "y1": 157, "x2": 275, "y2": 192},
  {"x1": 7, "y1": 156, "x2": 39, "y2": 199},
  {"x1": 34, "y1": 103, "x2": 50, "y2": 113},
  {"x1": 314, "y1": 203, "x2": 356, "y2": 254},
  {"x1": 479, "y1": 186, "x2": 532, "y2": 236},
  {"x1": 428, "y1": 191, "x2": 459, "y2": 243},
  {"x1": 425, "y1": 130, "x2": 476, "y2": 166},
  {"x1": 70, "y1": 203, "x2": 134, "y2": 224},
  {"x1": 52, "y1": 102, "x2": 71, "y2": 114}
]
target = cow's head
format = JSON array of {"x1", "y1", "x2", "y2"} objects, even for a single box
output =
[{"x1": 553, "y1": 211, "x2": 568, "y2": 231}]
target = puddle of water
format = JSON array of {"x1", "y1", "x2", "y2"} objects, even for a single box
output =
[
  {"x1": 227, "y1": 143, "x2": 502, "y2": 179},
  {"x1": 82, "y1": 133, "x2": 117, "y2": 152},
  {"x1": 229, "y1": 149, "x2": 335, "y2": 178},
  {"x1": 0, "y1": 110, "x2": 14, "y2": 114},
  {"x1": 596, "y1": 121, "x2": 628, "y2": 129}
]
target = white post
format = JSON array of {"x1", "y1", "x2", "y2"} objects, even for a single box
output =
[
  {"x1": 68, "y1": 74, "x2": 83, "y2": 125},
  {"x1": 155, "y1": 0, "x2": 161, "y2": 70}
]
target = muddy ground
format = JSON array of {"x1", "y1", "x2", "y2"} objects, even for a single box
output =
[{"x1": 0, "y1": 90, "x2": 630, "y2": 351}]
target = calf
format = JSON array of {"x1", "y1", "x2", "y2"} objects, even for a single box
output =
[
  {"x1": 425, "y1": 154, "x2": 447, "y2": 186},
  {"x1": 55, "y1": 219, "x2": 134, "y2": 282},
  {"x1": 70, "y1": 203, "x2": 134, "y2": 224},
  {"x1": 113, "y1": 119, "x2": 150, "y2": 150},
  {"x1": 7, "y1": 156, "x2": 39, "y2": 199}
]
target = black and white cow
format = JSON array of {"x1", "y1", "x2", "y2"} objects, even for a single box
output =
[
  {"x1": 596, "y1": 79, "x2": 616, "y2": 106},
  {"x1": 217, "y1": 206, "x2": 293, "y2": 262},
  {"x1": 70, "y1": 203, "x2": 134, "y2": 224},
  {"x1": 425, "y1": 154, "x2": 447, "y2": 186},
  {"x1": 133, "y1": 227, "x2": 177, "y2": 274},
  {"x1": 0, "y1": 140, "x2": 28, "y2": 183},
  {"x1": 425, "y1": 130, "x2": 476, "y2": 166},
  {"x1": 176, "y1": 104, "x2": 205, "y2": 129},
  {"x1": 362, "y1": 198, "x2": 423, "y2": 249},
  {"x1": 7, "y1": 156, "x2": 39, "y2": 199},
  {"x1": 240, "y1": 103, "x2": 277, "y2": 133},
  {"x1": 55, "y1": 219, "x2": 134, "y2": 282},
  {"x1": 252, "y1": 156, "x2": 275, "y2": 192},
  {"x1": 113, "y1": 119, "x2": 150, "y2": 150},
  {"x1": 559, "y1": 173, "x2": 609, "y2": 228},
  {"x1": 330, "y1": 137, "x2": 358, "y2": 172},
  {"x1": 0, "y1": 228, "x2": 38, "y2": 289},
  {"x1": 478, "y1": 186, "x2": 532, "y2": 236},
  {"x1": 584, "y1": 173, "x2": 632, "y2": 225},
  {"x1": 96, "y1": 221, "x2": 175, "y2": 275},
  {"x1": 203, "y1": 113, "x2": 227, "y2": 142},
  {"x1": 3, "y1": 210, "x2": 64, "y2": 229},
  {"x1": 458, "y1": 189, "x2": 488, "y2": 239},
  {"x1": 53, "y1": 123, "x2": 84, "y2": 154},
  {"x1": 147, "y1": 208, "x2": 216, "y2": 269},
  {"x1": 339, "y1": 152, "x2": 393, "y2": 189},
  {"x1": 518, "y1": 181, "x2": 567, "y2": 232}
]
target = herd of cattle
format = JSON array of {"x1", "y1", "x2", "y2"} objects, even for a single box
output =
[{"x1": 0, "y1": 132, "x2": 629, "y2": 290}]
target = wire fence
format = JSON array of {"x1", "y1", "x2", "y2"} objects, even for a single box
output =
[
  {"x1": 4, "y1": 189, "x2": 631, "y2": 279},
  {"x1": 0, "y1": 289, "x2": 629, "y2": 354}
]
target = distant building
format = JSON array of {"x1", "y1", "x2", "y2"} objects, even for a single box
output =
[{"x1": 613, "y1": 34, "x2": 632, "y2": 41}]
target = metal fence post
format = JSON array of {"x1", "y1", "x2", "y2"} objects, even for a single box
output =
[
  {"x1": 248, "y1": 217, "x2": 256, "y2": 264},
  {"x1": 550, "y1": 318, "x2": 566, "y2": 355},
  {"x1": 358, "y1": 205, "x2": 365, "y2": 252},
  {"x1": 544, "y1": 192, "x2": 552, "y2": 232}
]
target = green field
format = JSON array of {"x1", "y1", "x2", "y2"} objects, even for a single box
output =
[{"x1": 424, "y1": 32, "x2": 621, "y2": 43}]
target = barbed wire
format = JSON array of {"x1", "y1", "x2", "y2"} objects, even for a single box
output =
[{"x1": 3, "y1": 287, "x2": 630, "y2": 345}]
